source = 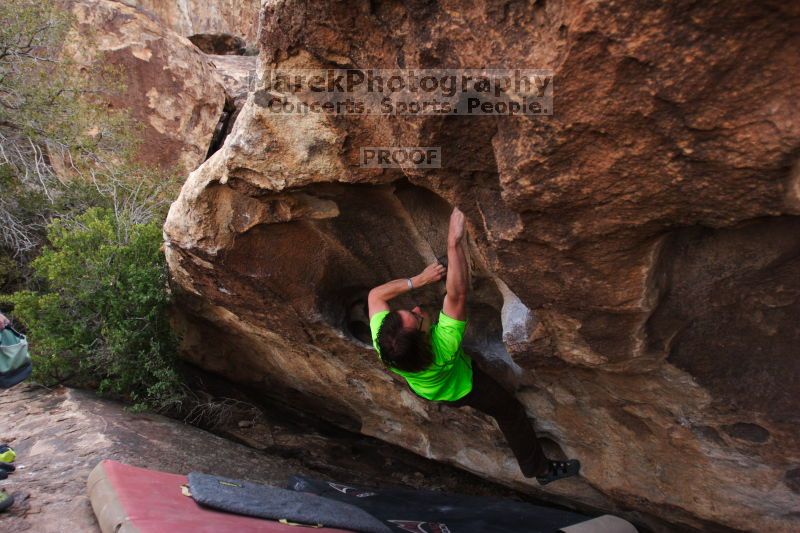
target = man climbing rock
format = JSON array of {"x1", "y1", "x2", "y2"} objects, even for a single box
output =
[{"x1": 368, "y1": 207, "x2": 580, "y2": 485}]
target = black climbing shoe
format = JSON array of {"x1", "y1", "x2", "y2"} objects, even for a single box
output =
[
  {"x1": 0, "y1": 461, "x2": 14, "y2": 472},
  {"x1": 0, "y1": 491, "x2": 13, "y2": 512},
  {"x1": 536, "y1": 459, "x2": 581, "y2": 485}
]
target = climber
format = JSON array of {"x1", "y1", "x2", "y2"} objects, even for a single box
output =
[{"x1": 367, "y1": 207, "x2": 580, "y2": 485}]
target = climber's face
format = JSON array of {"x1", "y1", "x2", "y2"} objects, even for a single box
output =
[{"x1": 398, "y1": 306, "x2": 430, "y2": 334}]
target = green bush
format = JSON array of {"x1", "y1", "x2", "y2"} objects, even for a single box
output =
[
  {"x1": 3, "y1": 207, "x2": 184, "y2": 411},
  {"x1": 0, "y1": 0, "x2": 187, "y2": 414}
]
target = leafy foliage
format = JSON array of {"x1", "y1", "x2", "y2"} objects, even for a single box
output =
[
  {"x1": 0, "y1": 0, "x2": 186, "y2": 412},
  {"x1": 0, "y1": 0, "x2": 141, "y2": 256},
  {"x1": 4, "y1": 208, "x2": 183, "y2": 411}
]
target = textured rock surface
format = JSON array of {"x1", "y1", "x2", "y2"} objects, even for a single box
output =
[
  {"x1": 207, "y1": 55, "x2": 257, "y2": 103},
  {"x1": 120, "y1": 0, "x2": 261, "y2": 46},
  {"x1": 0, "y1": 385, "x2": 533, "y2": 532},
  {"x1": 164, "y1": 0, "x2": 800, "y2": 531},
  {"x1": 63, "y1": 0, "x2": 227, "y2": 173},
  {"x1": 204, "y1": 54, "x2": 258, "y2": 157}
]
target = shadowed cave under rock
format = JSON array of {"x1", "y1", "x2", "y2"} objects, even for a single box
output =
[
  {"x1": 171, "y1": 178, "x2": 554, "y2": 451},
  {"x1": 182, "y1": 177, "x2": 532, "y2": 387},
  {"x1": 305, "y1": 180, "x2": 530, "y2": 391},
  {"x1": 203, "y1": 177, "x2": 578, "y2": 459}
]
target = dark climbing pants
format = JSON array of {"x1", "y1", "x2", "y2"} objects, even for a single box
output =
[{"x1": 444, "y1": 365, "x2": 548, "y2": 477}]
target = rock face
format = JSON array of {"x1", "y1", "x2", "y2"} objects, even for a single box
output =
[
  {"x1": 63, "y1": 0, "x2": 227, "y2": 174},
  {"x1": 164, "y1": 0, "x2": 800, "y2": 531},
  {"x1": 120, "y1": 0, "x2": 261, "y2": 47},
  {"x1": 203, "y1": 54, "x2": 258, "y2": 157}
]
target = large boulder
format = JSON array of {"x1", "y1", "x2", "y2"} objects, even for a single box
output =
[
  {"x1": 164, "y1": 0, "x2": 800, "y2": 530},
  {"x1": 63, "y1": 0, "x2": 227, "y2": 174}
]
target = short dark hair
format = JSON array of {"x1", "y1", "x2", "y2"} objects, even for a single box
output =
[{"x1": 376, "y1": 311, "x2": 433, "y2": 373}]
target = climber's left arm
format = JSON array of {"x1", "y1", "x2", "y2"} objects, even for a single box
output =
[{"x1": 367, "y1": 263, "x2": 445, "y2": 318}]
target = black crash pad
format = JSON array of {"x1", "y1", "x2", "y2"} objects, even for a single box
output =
[
  {"x1": 188, "y1": 472, "x2": 391, "y2": 533},
  {"x1": 287, "y1": 475, "x2": 594, "y2": 533}
]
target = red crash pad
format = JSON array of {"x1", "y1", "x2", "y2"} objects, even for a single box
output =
[{"x1": 87, "y1": 459, "x2": 353, "y2": 533}]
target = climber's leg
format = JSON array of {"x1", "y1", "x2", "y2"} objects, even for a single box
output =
[{"x1": 449, "y1": 365, "x2": 549, "y2": 477}]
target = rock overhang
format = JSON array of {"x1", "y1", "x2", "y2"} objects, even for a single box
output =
[{"x1": 163, "y1": 1, "x2": 800, "y2": 530}]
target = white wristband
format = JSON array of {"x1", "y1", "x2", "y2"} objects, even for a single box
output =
[{"x1": 406, "y1": 278, "x2": 414, "y2": 290}]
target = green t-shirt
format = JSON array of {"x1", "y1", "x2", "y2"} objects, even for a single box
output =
[{"x1": 370, "y1": 310, "x2": 473, "y2": 401}]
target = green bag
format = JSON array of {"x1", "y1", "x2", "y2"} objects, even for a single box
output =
[{"x1": 0, "y1": 326, "x2": 31, "y2": 388}]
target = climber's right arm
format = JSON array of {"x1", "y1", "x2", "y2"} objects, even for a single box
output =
[{"x1": 443, "y1": 208, "x2": 468, "y2": 321}]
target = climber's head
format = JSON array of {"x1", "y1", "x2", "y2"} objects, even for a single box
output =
[
  {"x1": 376, "y1": 307, "x2": 433, "y2": 372},
  {"x1": 400, "y1": 305, "x2": 430, "y2": 333}
]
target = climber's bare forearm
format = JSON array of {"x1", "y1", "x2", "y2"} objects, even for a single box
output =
[
  {"x1": 445, "y1": 241, "x2": 468, "y2": 297},
  {"x1": 368, "y1": 277, "x2": 420, "y2": 314},
  {"x1": 443, "y1": 240, "x2": 468, "y2": 320},
  {"x1": 368, "y1": 263, "x2": 444, "y2": 318},
  {"x1": 442, "y1": 207, "x2": 468, "y2": 320}
]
